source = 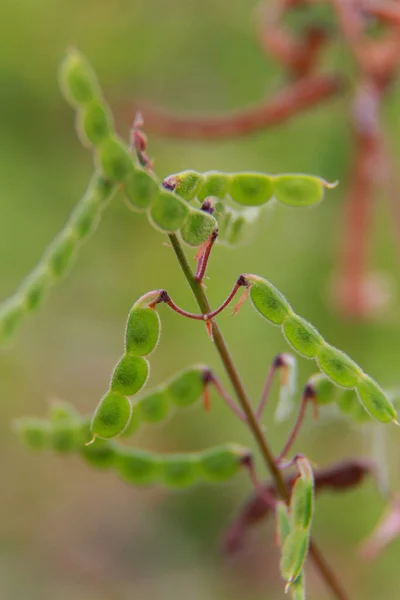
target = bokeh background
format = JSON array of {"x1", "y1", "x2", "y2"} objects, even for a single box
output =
[{"x1": 1, "y1": 1, "x2": 400, "y2": 599}]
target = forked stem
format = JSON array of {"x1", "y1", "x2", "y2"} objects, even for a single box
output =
[{"x1": 168, "y1": 233, "x2": 349, "y2": 600}]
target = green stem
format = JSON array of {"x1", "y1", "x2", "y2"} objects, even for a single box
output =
[{"x1": 168, "y1": 233, "x2": 349, "y2": 600}]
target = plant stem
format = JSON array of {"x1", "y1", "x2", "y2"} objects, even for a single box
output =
[{"x1": 168, "y1": 233, "x2": 349, "y2": 600}]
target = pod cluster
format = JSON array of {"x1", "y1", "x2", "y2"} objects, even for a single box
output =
[
  {"x1": 90, "y1": 292, "x2": 162, "y2": 440},
  {"x1": 121, "y1": 365, "x2": 209, "y2": 437},
  {"x1": 245, "y1": 274, "x2": 397, "y2": 425},
  {"x1": 15, "y1": 402, "x2": 251, "y2": 489},
  {"x1": 60, "y1": 50, "x2": 217, "y2": 247},
  {"x1": 277, "y1": 457, "x2": 314, "y2": 599},
  {"x1": 0, "y1": 176, "x2": 116, "y2": 342}
]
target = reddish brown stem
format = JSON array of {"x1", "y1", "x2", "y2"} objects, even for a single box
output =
[
  {"x1": 203, "y1": 370, "x2": 247, "y2": 421},
  {"x1": 276, "y1": 386, "x2": 314, "y2": 463},
  {"x1": 131, "y1": 75, "x2": 341, "y2": 140},
  {"x1": 196, "y1": 229, "x2": 219, "y2": 282},
  {"x1": 256, "y1": 355, "x2": 285, "y2": 420}
]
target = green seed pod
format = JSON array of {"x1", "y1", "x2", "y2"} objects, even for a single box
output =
[
  {"x1": 22, "y1": 269, "x2": 50, "y2": 312},
  {"x1": 115, "y1": 447, "x2": 161, "y2": 486},
  {"x1": 110, "y1": 354, "x2": 149, "y2": 396},
  {"x1": 124, "y1": 168, "x2": 160, "y2": 212},
  {"x1": 282, "y1": 314, "x2": 324, "y2": 359},
  {"x1": 273, "y1": 175, "x2": 325, "y2": 207},
  {"x1": 48, "y1": 399, "x2": 79, "y2": 422},
  {"x1": 198, "y1": 171, "x2": 230, "y2": 201},
  {"x1": 228, "y1": 215, "x2": 247, "y2": 245},
  {"x1": 247, "y1": 275, "x2": 292, "y2": 325},
  {"x1": 72, "y1": 199, "x2": 101, "y2": 239},
  {"x1": 59, "y1": 50, "x2": 100, "y2": 106},
  {"x1": 137, "y1": 388, "x2": 170, "y2": 424},
  {"x1": 276, "y1": 501, "x2": 292, "y2": 547},
  {"x1": 81, "y1": 437, "x2": 116, "y2": 469},
  {"x1": 167, "y1": 366, "x2": 205, "y2": 408},
  {"x1": 291, "y1": 478, "x2": 313, "y2": 531},
  {"x1": 14, "y1": 417, "x2": 51, "y2": 450},
  {"x1": 229, "y1": 173, "x2": 274, "y2": 206},
  {"x1": 165, "y1": 170, "x2": 204, "y2": 201},
  {"x1": 317, "y1": 344, "x2": 362, "y2": 388},
  {"x1": 308, "y1": 373, "x2": 337, "y2": 405},
  {"x1": 180, "y1": 208, "x2": 217, "y2": 247},
  {"x1": 97, "y1": 136, "x2": 134, "y2": 182},
  {"x1": 160, "y1": 454, "x2": 200, "y2": 488},
  {"x1": 51, "y1": 419, "x2": 81, "y2": 453},
  {"x1": 0, "y1": 300, "x2": 24, "y2": 340},
  {"x1": 356, "y1": 376, "x2": 397, "y2": 424},
  {"x1": 47, "y1": 231, "x2": 77, "y2": 278},
  {"x1": 291, "y1": 575, "x2": 306, "y2": 600},
  {"x1": 91, "y1": 391, "x2": 132, "y2": 439},
  {"x1": 280, "y1": 528, "x2": 309, "y2": 585},
  {"x1": 199, "y1": 444, "x2": 249, "y2": 483},
  {"x1": 149, "y1": 190, "x2": 189, "y2": 232},
  {"x1": 125, "y1": 306, "x2": 161, "y2": 357},
  {"x1": 78, "y1": 100, "x2": 113, "y2": 146},
  {"x1": 119, "y1": 406, "x2": 141, "y2": 438}
]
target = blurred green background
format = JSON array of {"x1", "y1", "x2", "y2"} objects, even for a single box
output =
[{"x1": 1, "y1": 1, "x2": 400, "y2": 598}]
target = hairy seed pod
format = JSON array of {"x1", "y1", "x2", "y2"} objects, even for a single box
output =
[
  {"x1": 91, "y1": 391, "x2": 132, "y2": 439},
  {"x1": 276, "y1": 501, "x2": 292, "y2": 547},
  {"x1": 164, "y1": 170, "x2": 203, "y2": 201},
  {"x1": 136, "y1": 388, "x2": 170, "y2": 424},
  {"x1": 180, "y1": 208, "x2": 217, "y2": 247},
  {"x1": 97, "y1": 136, "x2": 134, "y2": 181},
  {"x1": 291, "y1": 478, "x2": 313, "y2": 531},
  {"x1": 149, "y1": 190, "x2": 189, "y2": 232},
  {"x1": 21, "y1": 269, "x2": 51, "y2": 312},
  {"x1": 119, "y1": 407, "x2": 141, "y2": 438},
  {"x1": 229, "y1": 173, "x2": 274, "y2": 206},
  {"x1": 124, "y1": 169, "x2": 160, "y2": 212},
  {"x1": 273, "y1": 175, "x2": 326, "y2": 207},
  {"x1": 357, "y1": 376, "x2": 397, "y2": 424},
  {"x1": 283, "y1": 314, "x2": 324, "y2": 359},
  {"x1": 247, "y1": 275, "x2": 292, "y2": 325},
  {"x1": 72, "y1": 200, "x2": 101, "y2": 239},
  {"x1": 280, "y1": 528, "x2": 309, "y2": 585},
  {"x1": 46, "y1": 231, "x2": 77, "y2": 278},
  {"x1": 81, "y1": 436, "x2": 116, "y2": 469},
  {"x1": 110, "y1": 354, "x2": 149, "y2": 396},
  {"x1": 14, "y1": 418, "x2": 51, "y2": 450},
  {"x1": 291, "y1": 575, "x2": 306, "y2": 600},
  {"x1": 198, "y1": 171, "x2": 230, "y2": 201},
  {"x1": 59, "y1": 50, "x2": 100, "y2": 106},
  {"x1": 78, "y1": 100, "x2": 113, "y2": 146},
  {"x1": 51, "y1": 419, "x2": 81, "y2": 453},
  {"x1": 308, "y1": 373, "x2": 337, "y2": 405},
  {"x1": 317, "y1": 344, "x2": 362, "y2": 388},
  {"x1": 0, "y1": 300, "x2": 24, "y2": 340},
  {"x1": 167, "y1": 366, "x2": 205, "y2": 408},
  {"x1": 115, "y1": 447, "x2": 161, "y2": 486},
  {"x1": 125, "y1": 306, "x2": 161, "y2": 357},
  {"x1": 160, "y1": 454, "x2": 200, "y2": 488},
  {"x1": 199, "y1": 445, "x2": 250, "y2": 483}
]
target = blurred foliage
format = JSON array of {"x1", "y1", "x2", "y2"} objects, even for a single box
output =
[{"x1": 1, "y1": 0, "x2": 400, "y2": 599}]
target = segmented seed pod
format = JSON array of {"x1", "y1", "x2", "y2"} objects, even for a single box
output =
[
  {"x1": 180, "y1": 207, "x2": 217, "y2": 247},
  {"x1": 280, "y1": 528, "x2": 309, "y2": 586},
  {"x1": 91, "y1": 391, "x2": 132, "y2": 439},
  {"x1": 167, "y1": 366, "x2": 205, "y2": 408},
  {"x1": 124, "y1": 168, "x2": 160, "y2": 212},
  {"x1": 136, "y1": 388, "x2": 170, "y2": 424},
  {"x1": 115, "y1": 447, "x2": 161, "y2": 486},
  {"x1": 164, "y1": 170, "x2": 203, "y2": 201},
  {"x1": 229, "y1": 173, "x2": 274, "y2": 206},
  {"x1": 21, "y1": 268, "x2": 51, "y2": 312},
  {"x1": 316, "y1": 343, "x2": 362, "y2": 388},
  {"x1": 110, "y1": 354, "x2": 150, "y2": 396},
  {"x1": 81, "y1": 437, "x2": 117, "y2": 469},
  {"x1": 78, "y1": 100, "x2": 113, "y2": 146},
  {"x1": 14, "y1": 417, "x2": 51, "y2": 450},
  {"x1": 59, "y1": 50, "x2": 100, "y2": 107},
  {"x1": 160, "y1": 453, "x2": 201, "y2": 488},
  {"x1": 356, "y1": 375, "x2": 397, "y2": 424},
  {"x1": 273, "y1": 175, "x2": 330, "y2": 207},
  {"x1": 46, "y1": 231, "x2": 77, "y2": 278},
  {"x1": 246, "y1": 274, "x2": 292, "y2": 325},
  {"x1": 290, "y1": 459, "x2": 314, "y2": 531},
  {"x1": 97, "y1": 136, "x2": 134, "y2": 181},
  {"x1": 198, "y1": 171, "x2": 230, "y2": 201},
  {"x1": 282, "y1": 314, "x2": 324, "y2": 359},
  {"x1": 0, "y1": 299, "x2": 25, "y2": 341},
  {"x1": 199, "y1": 444, "x2": 250, "y2": 483},
  {"x1": 125, "y1": 304, "x2": 161, "y2": 357},
  {"x1": 149, "y1": 190, "x2": 189, "y2": 232}
]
